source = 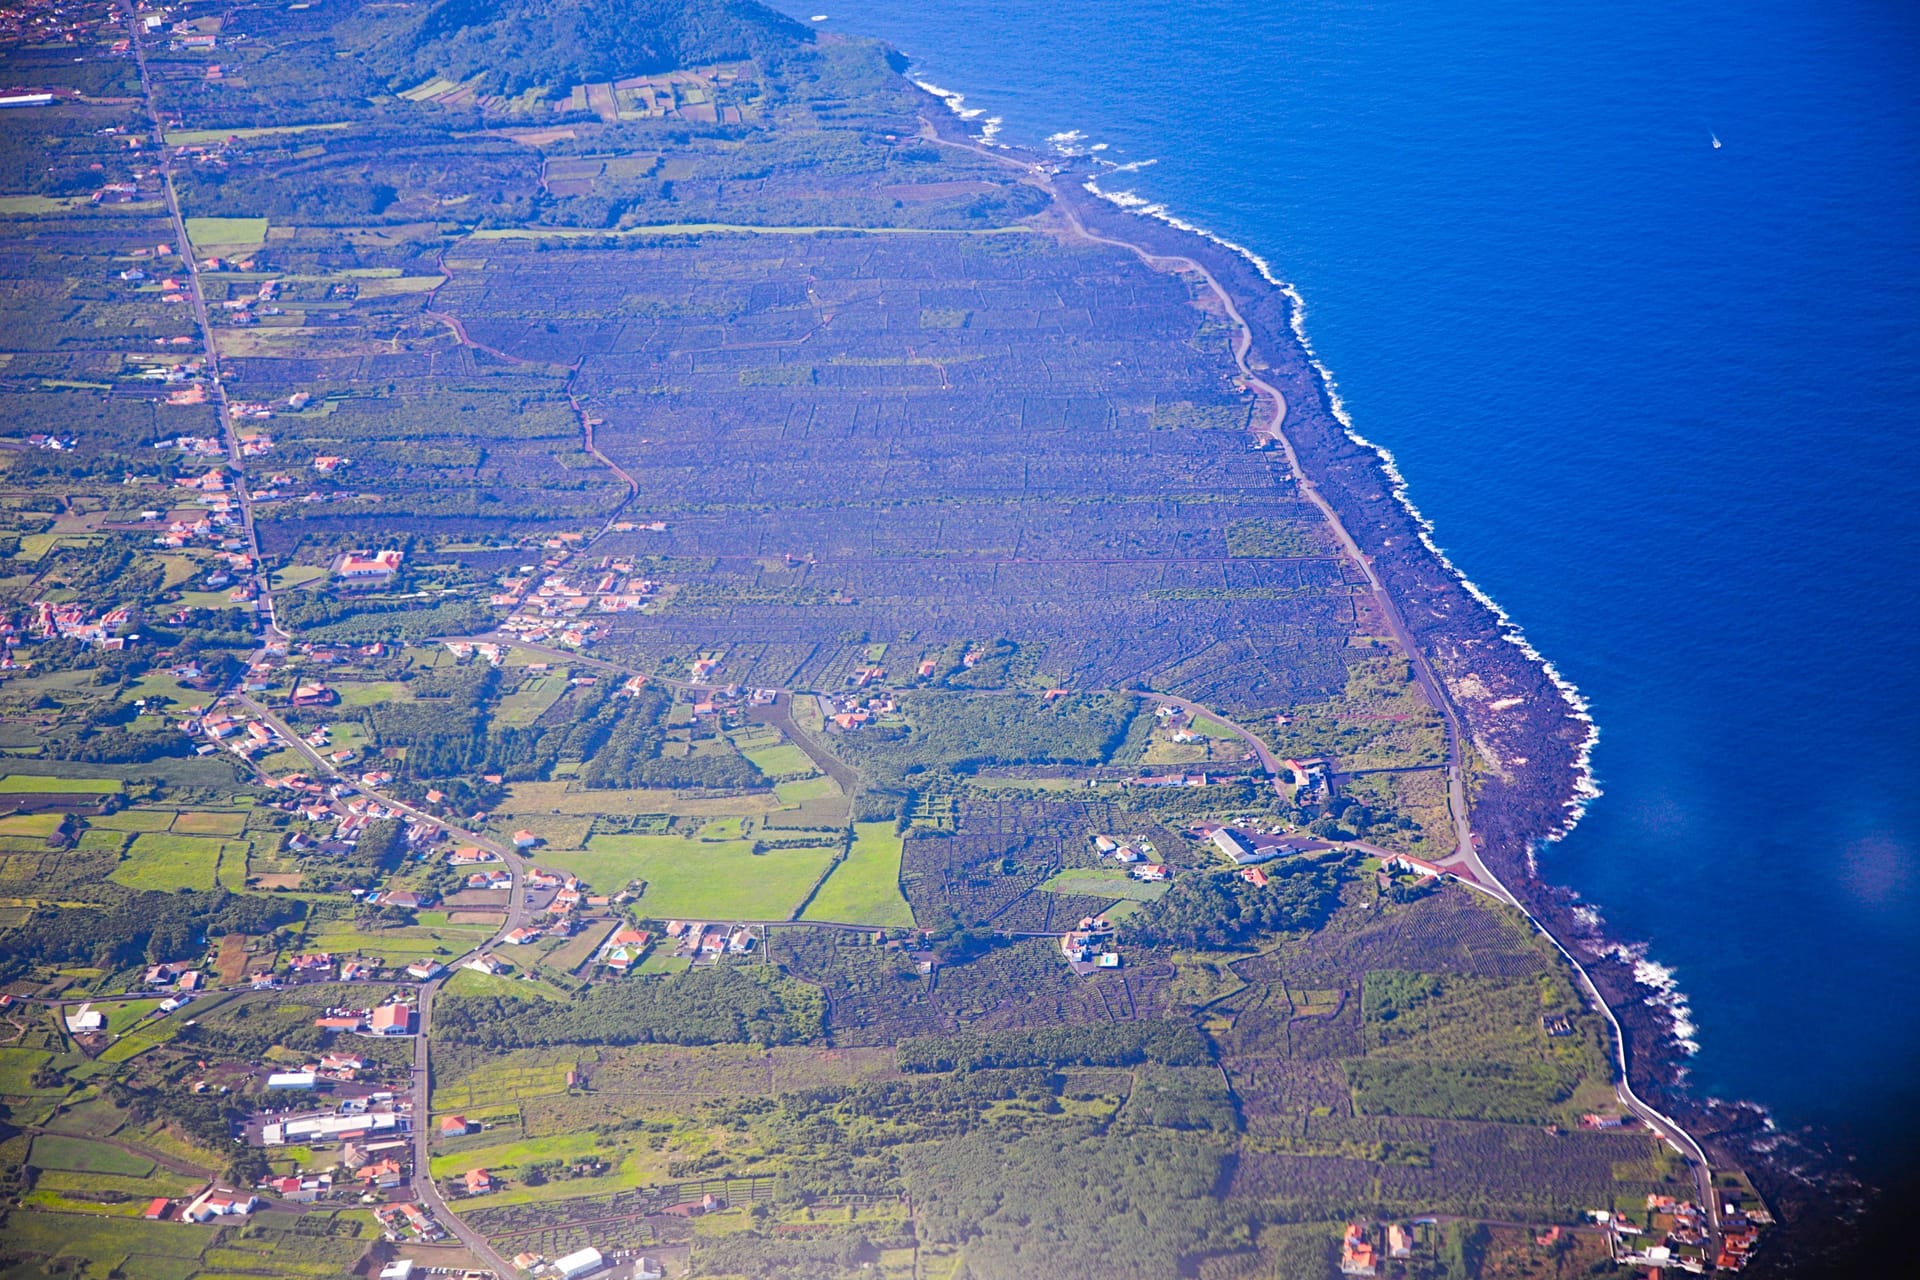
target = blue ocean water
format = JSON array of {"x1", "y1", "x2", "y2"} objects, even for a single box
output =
[{"x1": 776, "y1": 1, "x2": 1920, "y2": 1169}]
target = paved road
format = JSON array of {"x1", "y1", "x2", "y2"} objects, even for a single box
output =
[
  {"x1": 235, "y1": 698, "x2": 526, "y2": 1274},
  {"x1": 122, "y1": 5, "x2": 280, "y2": 640},
  {"x1": 926, "y1": 118, "x2": 1721, "y2": 1246}
]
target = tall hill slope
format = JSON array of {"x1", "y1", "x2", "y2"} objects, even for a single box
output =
[{"x1": 367, "y1": 0, "x2": 813, "y2": 92}]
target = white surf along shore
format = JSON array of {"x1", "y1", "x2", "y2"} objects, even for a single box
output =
[{"x1": 913, "y1": 75, "x2": 1702, "y2": 1059}]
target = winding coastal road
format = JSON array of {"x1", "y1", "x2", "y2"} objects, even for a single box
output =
[{"x1": 925, "y1": 117, "x2": 1720, "y2": 1244}]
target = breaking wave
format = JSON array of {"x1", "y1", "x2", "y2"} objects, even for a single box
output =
[
  {"x1": 1081, "y1": 172, "x2": 1600, "y2": 868},
  {"x1": 1598, "y1": 942, "x2": 1701, "y2": 1056},
  {"x1": 910, "y1": 71, "x2": 1692, "y2": 1063},
  {"x1": 912, "y1": 79, "x2": 987, "y2": 122}
]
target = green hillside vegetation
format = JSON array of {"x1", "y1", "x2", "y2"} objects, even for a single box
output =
[{"x1": 367, "y1": 0, "x2": 813, "y2": 95}]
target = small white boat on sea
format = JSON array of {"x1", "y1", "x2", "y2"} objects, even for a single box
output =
[{"x1": 1710, "y1": 132, "x2": 1722, "y2": 149}]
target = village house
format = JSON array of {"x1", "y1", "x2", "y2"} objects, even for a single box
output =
[
  {"x1": 291, "y1": 682, "x2": 334, "y2": 707},
  {"x1": 183, "y1": 1188, "x2": 257, "y2": 1222},
  {"x1": 1339, "y1": 1223, "x2": 1378, "y2": 1276},
  {"x1": 369, "y1": 1004, "x2": 415, "y2": 1036},
  {"x1": 334, "y1": 549, "x2": 400, "y2": 584},
  {"x1": 359, "y1": 1158, "x2": 404, "y2": 1190}
]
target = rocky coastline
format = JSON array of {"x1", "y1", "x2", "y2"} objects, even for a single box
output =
[{"x1": 918, "y1": 98, "x2": 1867, "y2": 1271}]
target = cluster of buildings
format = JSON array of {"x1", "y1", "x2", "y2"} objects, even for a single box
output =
[
  {"x1": 152, "y1": 433, "x2": 225, "y2": 460},
  {"x1": 663, "y1": 919, "x2": 756, "y2": 962},
  {"x1": 595, "y1": 925, "x2": 654, "y2": 973},
  {"x1": 1060, "y1": 915, "x2": 1121, "y2": 973},
  {"x1": 210, "y1": 277, "x2": 283, "y2": 328},
  {"x1": 145, "y1": 502, "x2": 244, "y2": 551},
  {"x1": 1089, "y1": 832, "x2": 1169, "y2": 881},
  {"x1": 186, "y1": 708, "x2": 284, "y2": 761},
  {"x1": 822, "y1": 680, "x2": 898, "y2": 731},
  {"x1": 12, "y1": 432, "x2": 74, "y2": 451},
  {"x1": 1713, "y1": 1189, "x2": 1771, "y2": 1271},
  {"x1": 1131, "y1": 771, "x2": 1228, "y2": 788},
  {"x1": 1195, "y1": 822, "x2": 1337, "y2": 868},
  {"x1": 374, "y1": 1201, "x2": 445, "y2": 1243},
  {"x1": 494, "y1": 868, "x2": 605, "y2": 948},
  {"x1": 499, "y1": 553, "x2": 656, "y2": 626},
  {"x1": 30, "y1": 601, "x2": 135, "y2": 648},
  {"x1": 1338, "y1": 1221, "x2": 1415, "y2": 1275},
  {"x1": 509, "y1": 1247, "x2": 659, "y2": 1280},
  {"x1": 309, "y1": 996, "x2": 418, "y2": 1038},
  {"x1": 443, "y1": 639, "x2": 506, "y2": 664},
  {"x1": 142, "y1": 961, "x2": 205, "y2": 994},
  {"x1": 259, "y1": 1094, "x2": 408, "y2": 1147},
  {"x1": 1151, "y1": 702, "x2": 1251, "y2": 755},
  {"x1": 1284, "y1": 755, "x2": 1335, "y2": 804},
  {"x1": 1593, "y1": 1192, "x2": 1768, "y2": 1273},
  {"x1": 0, "y1": 0, "x2": 115, "y2": 47}
]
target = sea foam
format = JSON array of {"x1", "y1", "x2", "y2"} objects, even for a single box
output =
[
  {"x1": 1081, "y1": 170, "x2": 1601, "y2": 855},
  {"x1": 913, "y1": 71, "x2": 1698, "y2": 1061}
]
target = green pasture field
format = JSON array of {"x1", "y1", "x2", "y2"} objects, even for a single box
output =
[
  {"x1": 99, "y1": 1023, "x2": 184, "y2": 1064},
  {"x1": 0, "y1": 1048, "x2": 59, "y2": 1095},
  {"x1": 501, "y1": 780, "x2": 781, "y2": 819},
  {"x1": 172, "y1": 590, "x2": 252, "y2": 612},
  {"x1": 496, "y1": 674, "x2": 567, "y2": 726},
  {"x1": 303, "y1": 919, "x2": 495, "y2": 961},
  {"x1": 441, "y1": 967, "x2": 563, "y2": 1001},
  {"x1": 171, "y1": 811, "x2": 247, "y2": 836},
  {"x1": 774, "y1": 775, "x2": 840, "y2": 804},
  {"x1": 431, "y1": 1053, "x2": 573, "y2": 1112},
  {"x1": 428, "y1": 1129, "x2": 607, "y2": 1179},
  {"x1": 103, "y1": 1000, "x2": 164, "y2": 1035},
  {"x1": 0, "y1": 195, "x2": 86, "y2": 214},
  {"x1": 0, "y1": 1210, "x2": 210, "y2": 1269},
  {"x1": 127, "y1": 671, "x2": 206, "y2": 709},
  {"x1": 1037, "y1": 868, "x2": 1172, "y2": 902},
  {"x1": 37, "y1": 1097, "x2": 122, "y2": 1140},
  {"x1": 0, "y1": 812, "x2": 64, "y2": 837},
  {"x1": 431, "y1": 1129, "x2": 669, "y2": 1209},
  {"x1": 801, "y1": 823, "x2": 913, "y2": 927},
  {"x1": 543, "y1": 833, "x2": 835, "y2": 919},
  {"x1": 165, "y1": 122, "x2": 353, "y2": 145},
  {"x1": 89, "y1": 810, "x2": 173, "y2": 832},
  {"x1": 108, "y1": 833, "x2": 233, "y2": 892},
  {"x1": 0, "y1": 775, "x2": 121, "y2": 795},
  {"x1": 354, "y1": 275, "x2": 447, "y2": 297},
  {"x1": 332, "y1": 681, "x2": 407, "y2": 708},
  {"x1": 21, "y1": 1188, "x2": 152, "y2": 1216},
  {"x1": 183, "y1": 217, "x2": 269, "y2": 251},
  {"x1": 742, "y1": 742, "x2": 817, "y2": 779},
  {"x1": 256, "y1": 748, "x2": 311, "y2": 776},
  {"x1": 1190, "y1": 713, "x2": 1242, "y2": 739},
  {"x1": 25, "y1": 1133, "x2": 157, "y2": 1177},
  {"x1": 270, "y1": 564, "x2": 330, "y2": 591},
  {"x1": 218, "y1": 841, "x2": 248, "y2": 891}
]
